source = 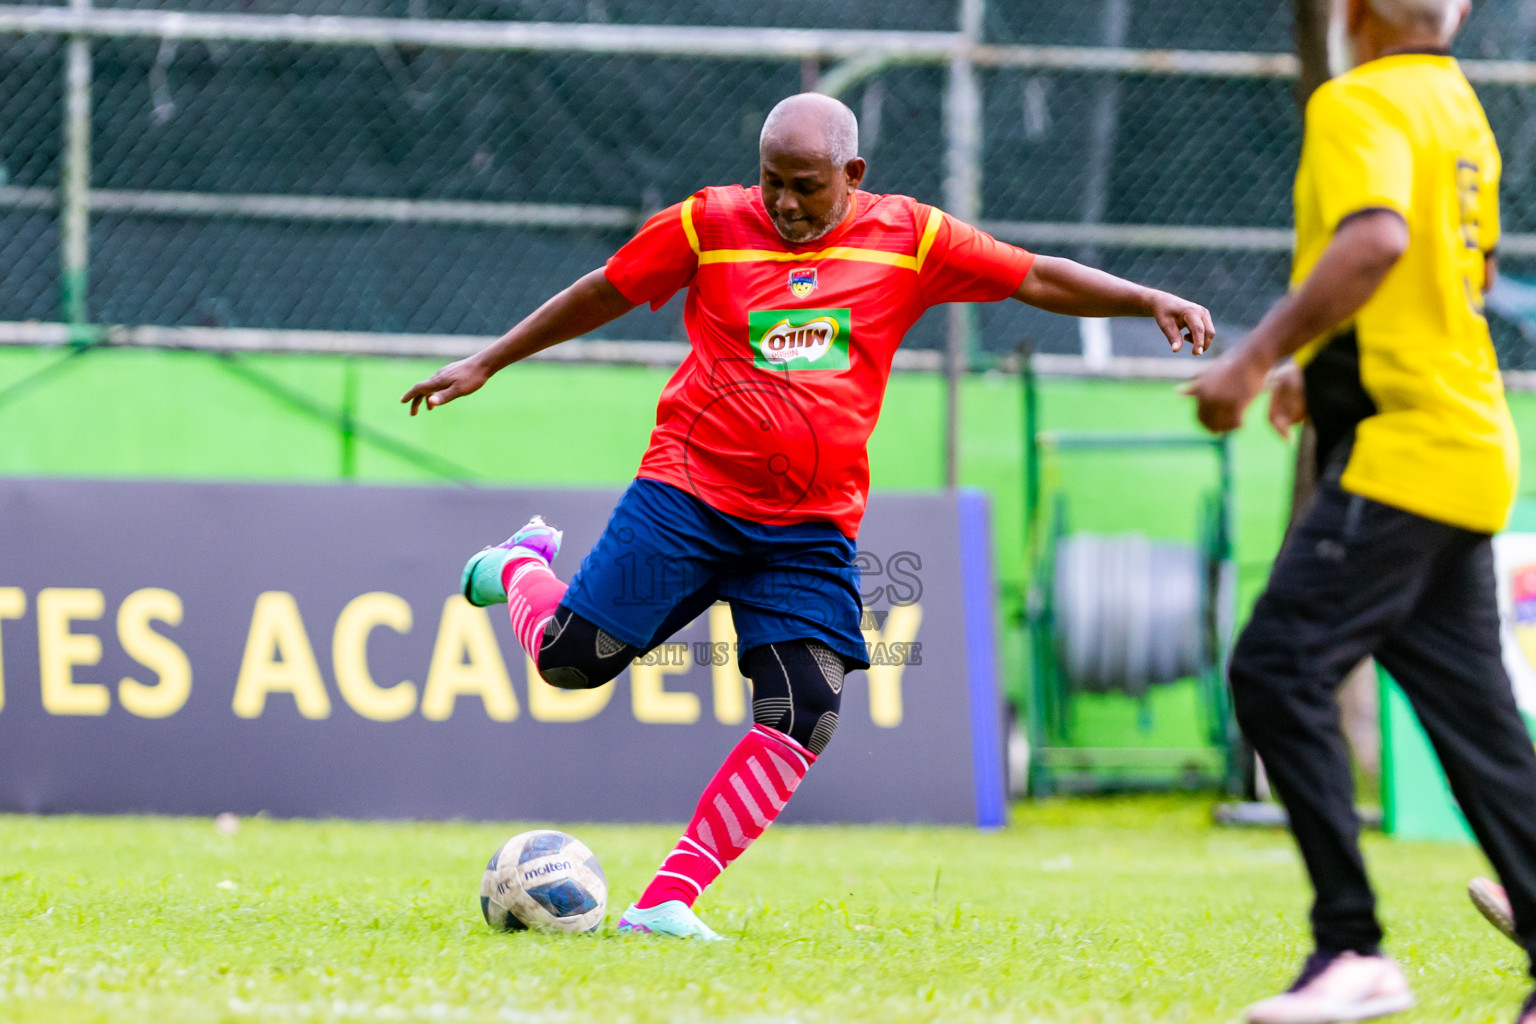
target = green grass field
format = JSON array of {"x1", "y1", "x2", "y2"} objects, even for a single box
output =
[{"x1": 0, "y1": 798, "x2": 1527, "y2": 1024}]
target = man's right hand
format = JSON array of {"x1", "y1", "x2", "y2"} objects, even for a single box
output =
[
  {"x1": 1267, "y1": 362, "x2": 1308, "y2": 440},
  {"x1": 402, "y1": 356, "x2": 493, "y2": 415}
]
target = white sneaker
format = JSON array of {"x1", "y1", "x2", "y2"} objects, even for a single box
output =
[
  {"x1": 1470, "y1": 876, "x2": 1519, "y2": 944},
  {"x1": 1245, "y1": 951, "x2": 1415, "y2": 1024},
  {"x1": 1517, "y1": 987, "x2": 1536, "y2": 1024}
]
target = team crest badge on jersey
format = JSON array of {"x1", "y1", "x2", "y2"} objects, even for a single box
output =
[
  {"x1": 788, "y1": 267, "x2": 818, "y2": 299},
  {"x1": 749, "y1": 308, "x2": 851, "y2": 371}
]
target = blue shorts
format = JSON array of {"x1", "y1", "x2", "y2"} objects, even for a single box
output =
[{"x1": 562, "y1": 478, "x2": 870, "y2": 670}]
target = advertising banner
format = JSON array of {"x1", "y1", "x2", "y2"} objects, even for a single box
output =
[
  {"x1": 1383, "y1": 504, "x2": 1536, "y2": 840},
  {"x1": 1492, "y1": 532, "x2": 1536, "y2": 720},
  {"x1": 0, "y1": 479, "x2": 1004, "y2": 826}
]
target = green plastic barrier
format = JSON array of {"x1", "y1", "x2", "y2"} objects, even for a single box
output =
[{"x1": 1382, "y1": 501, "x2": 1536, "y2": 841}]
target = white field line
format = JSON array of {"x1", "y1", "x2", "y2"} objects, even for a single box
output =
[
  {"x1": 0, "y1": 322, "x2": 950, "y2": 370},
  {"x1": 0, "y1": 7, "x2": 1529, "y2": 83},
  {"x1": 5, "y1": 324, "x2": 1535, "y2": 387},
  {"x1": 0, "y1": 186, "x2": 638, "y2": 229},
  {"x1": 0, "y1": 321, "x2": 691, "y2": 367},
  {"x1": 0, "y1": 8, "x2": 960, "y2": 59},
  {"x1": 983, "y1": 221, "x2": 1293, "y2": 252},
  {"x1": 7, "y1": 185, "x2": 1536, "y2": 255},
  {"x1": 7, "y1": 321, "x2": 1536, "y2": 387}
]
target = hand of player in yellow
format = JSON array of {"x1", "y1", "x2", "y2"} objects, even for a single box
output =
[
  {"x1": 1183, "y1": 347, "x2": 1268, "y2": 433},
  {"x1": 1266, "y1": 362, "x2": 1308, "y2": 440}
]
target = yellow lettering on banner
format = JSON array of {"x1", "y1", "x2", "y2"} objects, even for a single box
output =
[
  {"x1": 38, "y1": 588, "x2": 108, "y2": 716},
  {"x1": 526, "y1": 654, "x2": 612, "y2": 722},
  {"x1": 117, "y1": 588, "x2": 192, "y2": 719},
  {"x1": 332, "y1": 592, "x2": 417, "y2": 722},
  {"x1": 708, "y1": 603, "x2": 748, "y2": 724},
  {"x1": 862, "y1": 603, "x2": 922, "y2": 728},
  {"x1": 421, "y1": 597, "x2": 518, "y2": 722},
  {"x1": 0, "y1": 587, "x2": 26, "y2": 714},
  {"x1": 232, "y1": 592, "x2": 332, "y2": 719},
  {"x1": 631, "y1": 646, "x2": 699, "y2": 724}
]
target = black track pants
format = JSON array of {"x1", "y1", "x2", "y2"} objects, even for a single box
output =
[{"x1": 1230, "y1": 478, "x2": 1536, "y2": 972}]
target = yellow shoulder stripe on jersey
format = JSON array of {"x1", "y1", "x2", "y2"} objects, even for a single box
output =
[
  {"x1": 679, "y1": 196, "x2": 701, "y2": 255},
  {"x1": 915, "y1": 207, "x2": 944, "y2": 273},
  {"x1": 696, "y1": 246, "x2": 919, "y2": 270}
]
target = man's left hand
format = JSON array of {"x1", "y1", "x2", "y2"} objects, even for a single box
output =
[
  {"x1": 1266, "y1": 361, "x2": 1308, "y2": 440},
  {"x1": 1185, "y1": 347, "x2": 1269, "y2": 433}
]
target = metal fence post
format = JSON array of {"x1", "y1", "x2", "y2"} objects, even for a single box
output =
[
  {"x1": 943, "y1": 0, "x2": 984, "y2": 488},
  {"x1": 61, "y1": 0, "x2": 92, "y2": 336},
  {"x1": 1078, "y1": 0, "x2": 1128, "y2": 369}
]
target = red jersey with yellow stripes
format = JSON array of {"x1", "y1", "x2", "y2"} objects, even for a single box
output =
[{"x1": 604, "y1": 185, "x2": 1034, "y2": 537}]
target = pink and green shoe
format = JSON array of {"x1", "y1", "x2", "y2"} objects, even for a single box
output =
[
  {"x1": 616, "y1": 901, "x2": 724, "y2": 941},
  {"x1": 459, "y1": 515, "x2": 563, "y2": 607}
]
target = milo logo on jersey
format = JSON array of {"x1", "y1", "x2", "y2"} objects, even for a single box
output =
[{"x1": 749, "y1": 308, "x2": 852, "y2": 371}]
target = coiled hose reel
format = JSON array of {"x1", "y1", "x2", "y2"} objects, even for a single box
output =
[
  {"x1": 1017, "y1": 355, "x2": 1241, "y2": 794},
  {"x1": 1052, "y1": 533, "x2": 1208, "y2": 698}
]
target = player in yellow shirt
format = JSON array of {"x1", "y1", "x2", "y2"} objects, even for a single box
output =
[{"x1": 1188, "y1": 0, "x2": 1536, "y2": 1021}]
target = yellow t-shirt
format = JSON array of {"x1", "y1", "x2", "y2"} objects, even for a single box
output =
[{"x1": 1293, "y1": 53, "x2": 1517, "y2": 534}]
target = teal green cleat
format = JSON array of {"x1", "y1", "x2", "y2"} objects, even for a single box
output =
[
  {"x1": 616, "y1": 901, "x2": 725, "y2": 941},
  {"x1": 459, "y1": 515, "x2": 564, "y2": 607}
]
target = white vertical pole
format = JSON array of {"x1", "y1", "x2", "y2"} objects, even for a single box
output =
[
  {"x1": 61, "y1": 0, "x2": 92, "y2": 331},
  {"x1": 944, "y1": 0, "x2": 984, "y2": 489},
  {"x1": 1080, "y1": 317, "x2": 1113, "y2": 370},
  {"x1": 1325, "y1": 0, "x2": 1351, "y2": 78}
]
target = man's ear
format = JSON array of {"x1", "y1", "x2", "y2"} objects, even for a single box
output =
[
  {"x1": 1452, "y1": 0, "x2": 1472, "y2": 35},
  {"x1": 1346, "y1": 0, "x2": 1369, "y2": 34},
  {"x1": 844, "y1": 158, "x2": 867, "y2": 191}
]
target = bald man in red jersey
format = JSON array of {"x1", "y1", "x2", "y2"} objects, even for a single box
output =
[{"x1": 404, "y1": 93, "x2": 1212, "y2": 940}]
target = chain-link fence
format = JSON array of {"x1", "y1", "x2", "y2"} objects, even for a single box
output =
[{"x1": 4, "y1": 0, "x2": 1536, "y2": 366}]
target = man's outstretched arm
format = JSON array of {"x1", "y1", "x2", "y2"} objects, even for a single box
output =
[
  {"x1": 402, "y1": 269, "x2": 637, "y2": 415},
  {"x1": 1014, "y1": 254, "x2": 1215, "y2": 356}
]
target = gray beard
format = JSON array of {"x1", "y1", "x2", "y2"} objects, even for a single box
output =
[{"x1": 775, "y1": 193, "x2": 852, "y2": 244}]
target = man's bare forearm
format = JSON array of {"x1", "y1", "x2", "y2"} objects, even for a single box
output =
[
  {"x1": 1238, "y1": 211, "x2": 1408, "y2": 370},
  {"x1": 400, "y1": 268, "x2": 640, "y2": 413},
  {"x1": 471, "y1": 269, "x2": 638, "y2": 374},
  {"x1": 1012, "y1": 253, "x2": 1214, "y2": 355},
  {"x1": 1013, "y1": 254, "x2": 1157, "y2": 317}
]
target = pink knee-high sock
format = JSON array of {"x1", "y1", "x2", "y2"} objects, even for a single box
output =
[
  {"x1": 501, "y1": 556, "x2": 567, "y2": 659},
  {"x1": 636, "y1": 724, "x2": 816, "y2": 909}
]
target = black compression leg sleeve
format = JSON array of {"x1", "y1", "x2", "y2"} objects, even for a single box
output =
[
  {"x1": 535, "y1": 604, "x2": 639, "y2": 690},
  {"x1": 741, "y1": 640, "x2": 846, "y2": 755}
]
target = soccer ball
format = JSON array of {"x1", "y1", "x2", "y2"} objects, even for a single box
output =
[{"x1": 480, "y1": 830, "x2": 607, "y2": 934}]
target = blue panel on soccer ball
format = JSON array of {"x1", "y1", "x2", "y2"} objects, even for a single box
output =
[
  {"x1": 526, "y1": 879, "x2": 599, "y2": 918},
  {"x1": 481, "y1": 895, "x2": 528, "y2": 931},
  {"x1": 486, "y1": 847, "x2": 501, "y2": 871},
  {"x1": 519, "y1": 832, "x2": 569, "y2": 864},
  {"x1": 584, "y1": 855, "x2": 606, "y2": 887}
]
